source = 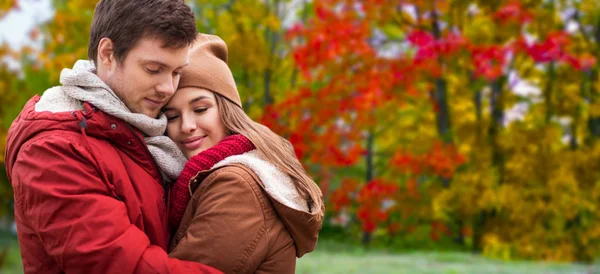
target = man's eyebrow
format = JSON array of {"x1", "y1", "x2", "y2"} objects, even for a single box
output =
[{"x1": 141, "y1": 59, "x2": 188, "y2": 70}]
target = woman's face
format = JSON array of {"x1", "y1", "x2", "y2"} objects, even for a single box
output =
[{"x1": 163, "y1": 87, "x2": 228, "y2": 159}]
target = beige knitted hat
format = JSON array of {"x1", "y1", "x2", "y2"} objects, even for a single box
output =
[{"x1": 178, "y1": 33, "x2": 242, "y2": 108}]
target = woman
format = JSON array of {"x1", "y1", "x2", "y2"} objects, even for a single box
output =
[{"x1": 165, "y1": 33, "x2": 324, "y2": 274}]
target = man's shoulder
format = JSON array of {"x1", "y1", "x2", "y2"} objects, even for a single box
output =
[
  {"x1": 36, "y1": 86, "x2": 84, "y2": 113},
  {"x1": 20, "y1": 129, "x2": 109, "y2": 159}
]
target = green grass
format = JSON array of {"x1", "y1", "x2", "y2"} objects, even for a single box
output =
[
  {"x1": 296, "y1": 240, "x2": 598, "y2": 274},
  {"x1": 0, "y1": 237, "x2": 23, "y2": 274},
  {"x1": 2, "y1": 236, "x2": 597, "y2": 274}
]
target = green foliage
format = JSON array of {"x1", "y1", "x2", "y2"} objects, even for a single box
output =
[
  {"x1": 190, "y1": 0, "x2": 297, "y2": 118},
  {"x1": 2, "y1": 0, "x2": 600, "y2": 263}
]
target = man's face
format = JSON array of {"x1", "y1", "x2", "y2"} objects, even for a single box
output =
[{"x1": 104, "y1": 37, "x2": 189, "y2": 118}]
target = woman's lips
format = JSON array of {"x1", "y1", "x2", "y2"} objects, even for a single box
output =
[{"x1": 181, "y1": 136, "x2": 206, "y2": 151}]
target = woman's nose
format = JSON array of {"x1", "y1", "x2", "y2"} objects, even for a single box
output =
[{"x1": 181, "y1": 115, "x2": 197, "y2": 134}]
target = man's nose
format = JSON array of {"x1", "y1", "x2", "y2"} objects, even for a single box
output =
[{"x1": 156, "y1": 74, "x2": 177, "y2": 96}]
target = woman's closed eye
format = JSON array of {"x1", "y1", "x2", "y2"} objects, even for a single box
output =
[
  {"x1": 194, "y1": 108, "x2": 208, "y2": 114},
  {"x1": 165, "y1": 114, "x2": 179, "y2": 121}
]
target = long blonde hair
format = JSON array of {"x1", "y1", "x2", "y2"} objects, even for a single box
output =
[{"x1": 215, "y1": 94, "x2": 323, "y2": 218}]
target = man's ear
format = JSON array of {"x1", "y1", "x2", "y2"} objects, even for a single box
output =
[{"x1": 97, "y1": 37, "x2": 115, "y2": 72}]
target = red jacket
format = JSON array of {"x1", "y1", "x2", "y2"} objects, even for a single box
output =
[{"x1": 5, "y1": 96, "x2": 221, "y2": 274}]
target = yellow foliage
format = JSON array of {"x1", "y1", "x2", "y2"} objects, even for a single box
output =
[
  {"x1": 462, "y1": 15, "x2": 496, "y2": 44},
  {"x1": 264, "y1": 15, "x2": 281, "y2": 32},
  {"x1": 433, "y1": 167, "x2": 496, "y2": 221},
  {"x1": 0, "y1": 0, "x2": 16, "y2": 19},
  {"x1": 591, "y1": 102, "x2": 600, "y2": 117},
  {"x1": 482, "y1": 233, "x2": 513, "y2": 261},
  {"x1": 0, "y1": 129, "x2": 6, "y2": 164},
  {"x1": 3, "y1": 0, "x2": 600, "y2": 263}
]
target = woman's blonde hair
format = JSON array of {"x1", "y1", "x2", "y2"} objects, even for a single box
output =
[{"x1": 215, "y1": 94, "x2": 323, "y2": 218}]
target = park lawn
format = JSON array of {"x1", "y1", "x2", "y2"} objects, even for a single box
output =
[
  {"x1": 296, "y1": 240, "x2": 598, "y2": 274},
  {"x1": 1, "y1": 240, "x2": 23, "y2": 274},
  {"x1": 2, "y1": 238, "x2": 597, "y2": 273}
]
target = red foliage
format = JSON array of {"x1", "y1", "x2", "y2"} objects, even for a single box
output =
[
  {"x1": 519, "y1": 32, "x2": 570, "y2": 63},
  {"x1": 493, "y1": 2, "x2": 533, "y2": 24},
  {"x1": 407, "y1": 30, "x2": 467, "y2": 77},
  {"x1": 329, "y1": 178, "x2": 359, "y2": 211},
  {"x1": 286, "y1": 3, "x2": 373, "y2": 82},
  {"x1": 276, "y1": 0, "x2": 468, "y2": 236},
  {"x1": 406, "y1": 177, "x2": 419, "y2": 198},
  {"x1": 387, "y1": 222, "x2": 402, "y2": 234},
  {"x1": 430, "y1": 221, "x2": 451, "y2": 242},
  {"x1": 563, "y1": 53, "x2": 596, "y2": 71},
  {"x1": 356, "y1": 179, "x2": 399, "y2": 233},
  {"x1": 461, "y1": 225, "x2": 473, "y2": 237},
  {"x1": 329, "y1": 178, "x2": 401, "y2": 233},
  {"x1": 390, "y1": 141, "x2": 466, "y2": 179},
  {"x1": 470, "y1": 45, "x2": 510, "y2": 81},
  {"x1": 513, "y1": 31, "x2": 596, "y2": 71}
]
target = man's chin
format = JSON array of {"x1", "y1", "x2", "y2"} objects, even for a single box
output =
[
  {"x1": 139, "y1": 109, "x2": 162, "y2": 119},
  {"x1": 124, "y1": 104, "x2": 160, "y2": 119}
]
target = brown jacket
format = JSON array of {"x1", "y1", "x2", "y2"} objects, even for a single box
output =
[{"x1": 169, "y1": 151, "x2": 323, "y2": 274}]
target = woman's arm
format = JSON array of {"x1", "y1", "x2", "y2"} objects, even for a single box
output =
[{"x1": 169, "y1": 166, "x2": 268, "y2": 274}]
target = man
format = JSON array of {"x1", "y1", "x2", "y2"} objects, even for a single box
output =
[{"x1": 4, "y1": 0, "x2": 221, "y2": 273}]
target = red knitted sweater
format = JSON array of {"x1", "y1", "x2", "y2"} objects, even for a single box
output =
[{"x1": 168, "y1": 134, "x2": 255, "y2": 230}]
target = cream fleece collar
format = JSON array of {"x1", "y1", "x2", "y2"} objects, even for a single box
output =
[
  {"x1": 212, "y1": 150, "x2": 309, "y2": 212},
  {"x1": 35, "y1": 60, "x2": 186, "y2": 182}
]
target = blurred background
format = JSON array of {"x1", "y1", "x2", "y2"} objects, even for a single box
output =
[{"x1": 1, "y1": 0, "x2": 600, "y2": 273}]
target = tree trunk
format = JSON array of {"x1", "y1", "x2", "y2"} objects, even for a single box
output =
[
  {"x1": 588, "y1": 118, "x2": 600, "y2": 138},
  {"x1": 472, "y1": 211, "x2": 488, "y2": 253},
  {"x1": 433, "y1": 78, "x2": 453, "y2": 145},
  {"x1": 544, "y1": 62, "x2": 556, "y2": 124},
  {"x1": 263, "y1": 69, "x2": 273, "y2": 106},
  {"x1": 473, "y1": 77, "x2": 506, "y2": 253},
  {"x1": 474, "y1": 86, "x2": 483, "y2": 125},
  {"x1": 489, "y1": 78, "x2": 505, "y2": 176},
  {"x1": 589, "y1": 20, "x2": 600, "y2": 141},
  {"x1": 587, "y1": 69, "x2": 600, "y2": 141},
  {"x1": 431, "y1": 11, "x2": 453, "y2": 146},
  {"x1": 361, "y1": 130, "x2": 375, "y2": 246},
  {"x1": 290, "y1": 0, "x2": 310, "y2": 88}
]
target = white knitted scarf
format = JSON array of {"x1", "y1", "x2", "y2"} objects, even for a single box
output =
[{"x1": 35, "y1": 60, "x2": 186, "y2": 182}]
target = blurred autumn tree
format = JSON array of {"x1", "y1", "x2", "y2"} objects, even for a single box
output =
[
  {"x1": 189, "y1": 0, "x2": 301, "y2": 118},
  {"x1": 272, "y1": 0, "x2": 600, "y2": 262},
  {"x1": 0, "y1": 0, "x2": 22, "y2": 219},
  {"x1": 2, "y1": 0, "x2": 600, "y2": 262},
  {"x1": 0, "y1": 0, "x2": 97, "y2": 221}
]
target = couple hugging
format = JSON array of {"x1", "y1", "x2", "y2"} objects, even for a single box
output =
[{"x1": 4, "y1": 0, "x2": 323, "y2": 273}]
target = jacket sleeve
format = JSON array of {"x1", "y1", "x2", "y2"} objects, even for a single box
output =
[
  {"x1": 12, "y1": 135, "x2": 221, "y2": 274},
  {"x1": 168, "y1": 168, "x2": 269, "y2": 274}
]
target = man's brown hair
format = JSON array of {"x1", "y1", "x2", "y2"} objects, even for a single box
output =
[{"x1": 88, "y1": 0, "x2": 197, "y2": 65}]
